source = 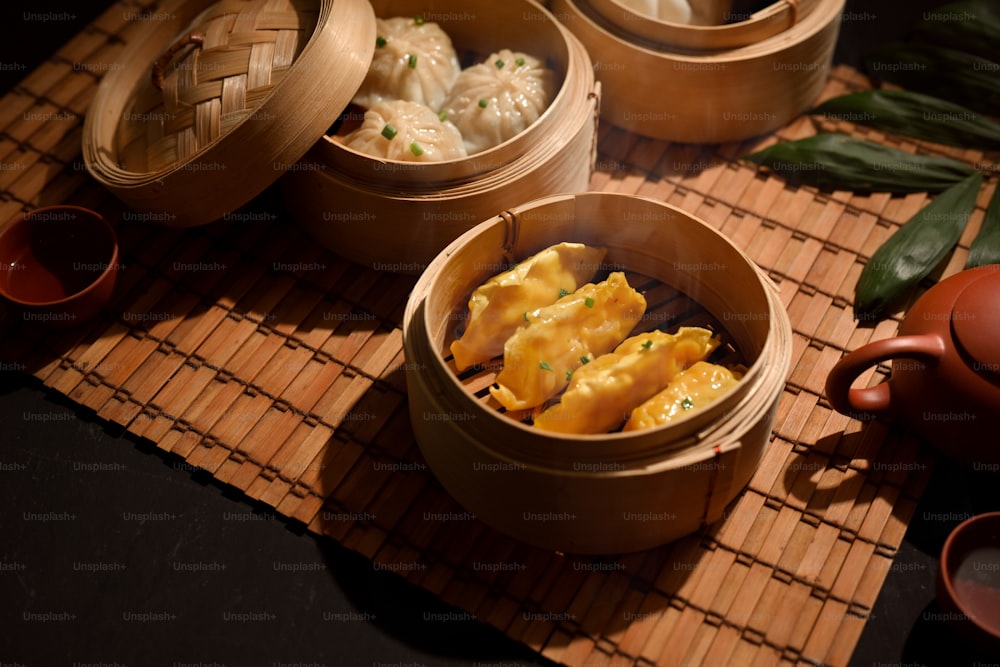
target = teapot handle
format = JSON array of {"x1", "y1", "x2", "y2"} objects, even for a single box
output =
[{"x1": 825, "y1": 334, "x2": 946, "y2": 418}]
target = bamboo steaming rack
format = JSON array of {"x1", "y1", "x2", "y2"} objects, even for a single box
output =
[{"x1": 3, "y1": 0, "x2": 981, "y2": 664}]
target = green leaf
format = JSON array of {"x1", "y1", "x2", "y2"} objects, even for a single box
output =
[
  {"x1": 744, "y1": 133, "x2": 976, "y2": 193},
  {"x1": 811, "y1": 90, "x2": 1000, "y2": 150},
  {"x1": 966, "y1": 182, "x2": 1000, "y2": 268},
  {"x1": 855, "y1": 172, "x2": 983, "y2": 320},
  {"x1": 866, "y1": 43, "x2": 1000, "y2": 116},
  {"x1": 909, "y1": 0, "x2": 1000, "y2": 61}
]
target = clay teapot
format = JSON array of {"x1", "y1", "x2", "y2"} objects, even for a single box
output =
[{"x1": 826, "y1": 265, "x2": 1000, "y2": 468}]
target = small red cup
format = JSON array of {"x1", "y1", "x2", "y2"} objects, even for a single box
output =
[
  {"x1": 0, "y1": 206, "x2": 118, "y2": 327},
  {"x1": 937, "y1": 511, "x2": 1000, "y2": 654}
]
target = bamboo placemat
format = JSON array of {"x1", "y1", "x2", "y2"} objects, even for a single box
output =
[{"x1": 6, "y1": 1, "x2": 987, "y2": 664}]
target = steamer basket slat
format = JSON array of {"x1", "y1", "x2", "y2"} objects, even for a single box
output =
[{"x1": 403, "y1": 192, "x2": 793, "y2": 554}]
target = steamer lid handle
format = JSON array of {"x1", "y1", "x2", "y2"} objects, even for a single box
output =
[{"x1": 152, "y1": 32, "x2": 205, "y2": 90}]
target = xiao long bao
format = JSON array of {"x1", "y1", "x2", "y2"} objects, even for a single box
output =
[
  {"x1": 341, "y1": 16, "x2": 556, "y2": 161},
  {"x1": 441, "y1": 49, "x2": 556, "y2": 155},
  {"x1": 352, "y1": 16, "x2": 461, "y2": 110},
  {"x1": 341, "y1": 100, "x2": 467, "y2": 161},
  {"x1": 618, "y1": 0, "x2": 693, "y2": 23}
]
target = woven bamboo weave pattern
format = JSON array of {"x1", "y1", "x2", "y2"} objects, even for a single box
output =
[
  {"x1": 116, "y1": 0, "x2": 319, "y2": 173},
  {"x1": 3, "y1": 1, "x2": 982, "y2": 665}
]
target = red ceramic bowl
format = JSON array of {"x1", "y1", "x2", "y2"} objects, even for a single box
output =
[
  {"x1": 0, "y1": 206, "x2": 118, "y2": 327},
  {"x1": 937, "y1": 512, "x2": 1000, "y2": 653}
]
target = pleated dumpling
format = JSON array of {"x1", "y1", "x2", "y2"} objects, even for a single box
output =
[
  {"x1": 489, "y1": 272, "x2": 646, "y2": 412},
  {"x1": 353, "y1": 16, "x2": 462, "y2": 111},
  {"x1": 623, "y1": 361, "x2": 742, "y2": 432},
  {"x1": 450, "y1": 243, "x2": 608, "y2": 371},
  {"x1": 440, "y1": 49, "x2": 556, "y2": 154},
  {"x1": 532, "y1": 327, "x2": 718, "y2": 434},
  {"x1": 341, "y1": 100, "x2": 467, "y2": 162},
  {"x1": 618, "y1": 0, "x2": 692, "y2": 23}
]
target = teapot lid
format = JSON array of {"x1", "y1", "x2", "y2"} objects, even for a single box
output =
[{"x1": 951, "y1": 269, "x2": 1000, "y2": 378}]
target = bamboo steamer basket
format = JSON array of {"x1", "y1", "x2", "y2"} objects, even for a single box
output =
[
  {"x1": 402, "y1": 192, "x2": 793, "y2": 554},
  {"x1": 83, "y1": 0, "x2": 377, "y2": 227},
  {"x1": 585, "y1": 0, "x2": 816, "y2": 50},
  {"x1": 283, "y1": 0, "x2": 599, "y2": 273},
  {"x1": 548, "y1": 0, "x2": 843, "y2": 142}
]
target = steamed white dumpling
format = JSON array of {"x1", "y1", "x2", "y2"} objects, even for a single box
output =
[
  {"x1": 440, "y1": 49, "x2": 556, "y2": 155},
  {"x1": 353, "y1": 17, "x2": 461, "y2": 111},
  {"x1": 619, "y1": 0, "x2": 692, "y2": 23},
  {"x1": 341, "y1": 100, "x2": 468, "y2": 162}
]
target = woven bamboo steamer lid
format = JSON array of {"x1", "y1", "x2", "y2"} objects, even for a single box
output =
[
  {"x1": 549, "y1": 0, "x2": 843, "y2": 142},
  {"x1": 402, "y1": 192, "x2": 793, "y2": 554},
  {"x1": 283, "y1": 0, "x2": 600, "y2": 272},
  {"x1": 82, "y1": 0, "x2": 376, "y2": 227},
  {"x1": 585, "y1": 0, "x2": 819, "y2": 51}
]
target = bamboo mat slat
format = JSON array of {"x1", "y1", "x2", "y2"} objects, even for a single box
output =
[{"x1": 2, "y1": 2, "x2": 970, "y2": 664}]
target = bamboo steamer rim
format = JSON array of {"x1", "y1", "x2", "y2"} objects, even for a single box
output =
[
  {"x1": 403, "y1": 192, "x2": 793, "y2": 469},
  {"x1": 585, "y1": 0, "x2": 819, "y2": 51},
  {"x1": 315, "y1": 0, "x2": 594, "y2": 189},
  {"x1": 567, "y1": 0, "x2": 843, "y2": 62},
  {"x1": 82, "y1": 0, "x2": 377, "y2": 226}
]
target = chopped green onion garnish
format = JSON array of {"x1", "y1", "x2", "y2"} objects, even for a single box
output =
[
  {"x1": 565, "y1": 370, "x2": 573, "y2": 381},
  {"x1": 375, "y1": 36, "x2": 386, "y2": 48},
  {"x1": 495, "y1": 59, "x2": 505, "y2": 69},
  {"x1": 478, "y1": 98, "x2": 489, "y2": 109},
  {"x1": 408, "y1": 54, "x2": 418, "y2": 68},
  {"x1": 381, "y1": 124, "x2": 397, "y2": 140},
  {"x1": 409, "y1": 142, "x2": 424, "y2": 156},
  {"x1": 522, "y1": 311, "x2": 529, "y2": 322},
  {"x1": 539, "y1": 361, "x2": 553, "y2": 371},
  {"x1": 681, "y1": 397, "x2": 694, "y2": 410},
  {"x1": 437, "y1": 110, "x2": 448, "y2": 122},
  {"x1": 584, "y1": 297, "x2": 595, "y2": 308},
  {"x1": 558, "y1": 287, "x2": 570, "y2": 298},
  {"x1": 579, "y1": 355, "x2": 589, "y2": 365},
  {"x1": 641, "y1": 340, "x2": 653, "y2": 350},
  {"x1": 414, "y1": 15, "x2": 424, "y2": 25},
  {"x1": 515, "y1": 57, "x2": 526, "y2": 67}
]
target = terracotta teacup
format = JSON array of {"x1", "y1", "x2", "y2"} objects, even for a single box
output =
[
  {"x1": 0, "y1": 206, "x2": 119, "y2": 327},
  {"x1": 937, "y1": 512, "x2": 1000, "y2": 653}
]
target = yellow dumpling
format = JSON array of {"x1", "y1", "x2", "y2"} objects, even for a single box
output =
[
  {"x1": 533, "y1": 327, "x2": 718, "y2": 434},
  {"x1": 450, "y1": 243, "x2": 607, "y2": 371},
  {"x1": 623, "y1": 361, "x2": 742, "y2": 432},
  {"x1": 489, "y1": 272, "x2": 646, "y2": 411}
]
